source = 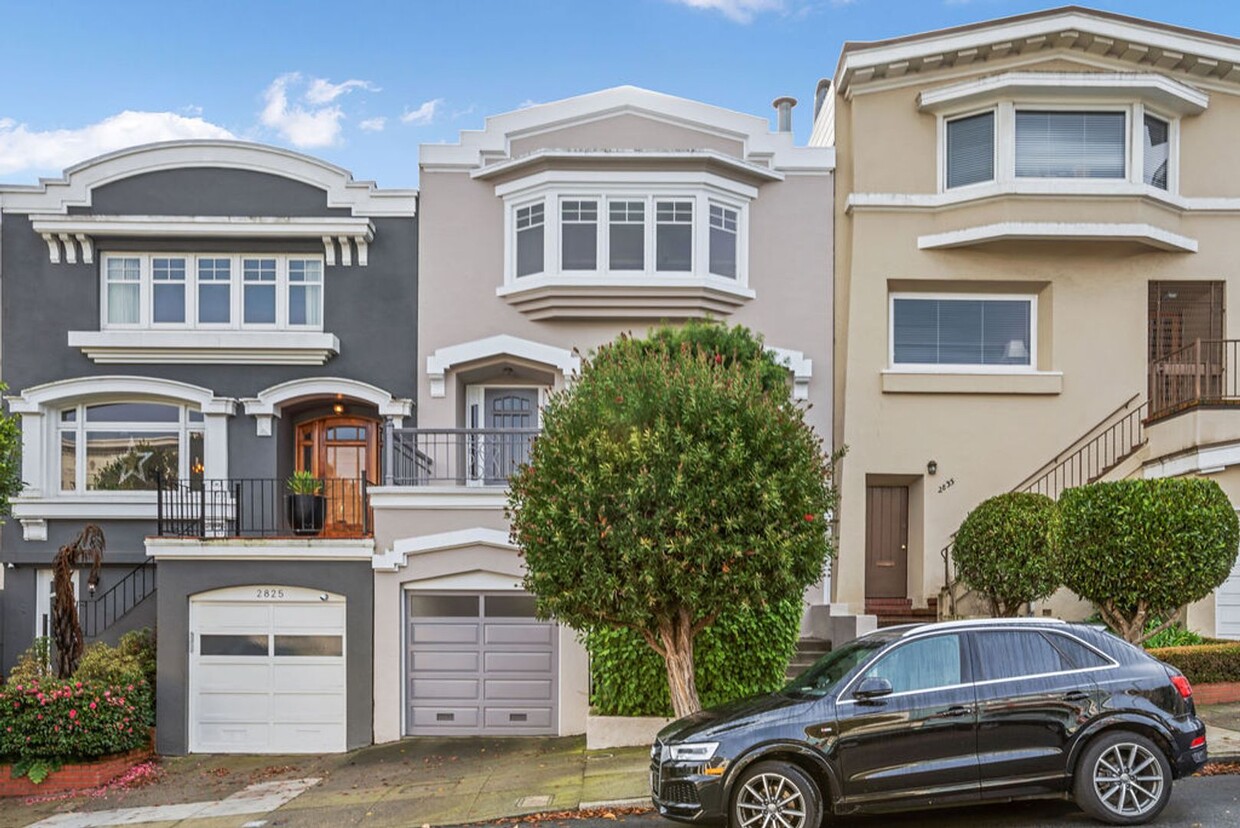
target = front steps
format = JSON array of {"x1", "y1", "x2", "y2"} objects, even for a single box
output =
[
  {"x1": 786, "y1": 637, "x2": 831, "y2": 680},
  {"x1": 866, "y1": 597, "x2": 938, "y2": 629}
]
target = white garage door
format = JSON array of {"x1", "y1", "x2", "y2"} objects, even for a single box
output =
[
  {"x1": 407, "y1": 592, "x2": 557, "y2": 735},
  {"x1": 190, "y1": 586, "x2": 346, "y2": 753},
  {"x1": 1217, "y1": 556, "x2": 1240, "y2": 640}
]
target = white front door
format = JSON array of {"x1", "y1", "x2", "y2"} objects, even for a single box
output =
[
  {"x1": 35, "y1": 569, "x2": 78, "y2": 639},
  {"x1": 189, "y1": 586, "x2": 347, "y2": 753}
]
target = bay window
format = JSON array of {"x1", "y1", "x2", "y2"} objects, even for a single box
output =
[
  {"x1": 891, "y1": 294, "x2": 1035, "y2": 371},
  {"x1": 515, "y1": 203, "x2": 545, "y2": 277},
  {"x1": 100, "y1": 253, "x2": 325, "y2": 331},
  {"x1": 655, "y1": 200, "x2": 693, "y2": 272},
  {"x1": 58, "y1": 401, "x2": 204, "y2": 492},
  {"x1": 1014, "y1": 110, "x2": 1125, "y2": 179},
  {"x1": 561, "y1": 200, "x2": 598, "y2": 270},
  {"x1": 608, "y1": 201, "x2": 644, "y2": 270},
  {"x1": 945, "y1": 111, "x2": 995, "y2": 189},
  {"x1": 709, "y1": 203, "x2": 738, "y2": 279},
  {"x1": 1143, "y1": 113, "x2": 1170, "y2": 190}
]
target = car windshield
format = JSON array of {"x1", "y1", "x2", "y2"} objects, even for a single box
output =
[{"x1": 784, "y1": 637, "x2": 889, "y2": 697}]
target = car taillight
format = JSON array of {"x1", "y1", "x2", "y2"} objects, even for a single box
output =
[
  {"x1": 1171, "y1": 675, "x2": 1193, "y2": 699},
  {"x1": 1191, "y1": 736, "x2": 1206, "y2": 750}
]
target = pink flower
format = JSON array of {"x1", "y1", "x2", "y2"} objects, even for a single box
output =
[
  {"x1": 127, "y1": 685, "x2": 134, "y2": 692},
  {"x1": 69, "y1": 709, "x2": 77, "y2": 719},
  {"x1": 89, "y1": 702, "x2": 97, "y2": 710},
  {"x1": 74, "y1": 682, "x2": 82, "y2": 689},
  {"x1": 103, "y1": 691, "x2": 111, "y2": 698}
]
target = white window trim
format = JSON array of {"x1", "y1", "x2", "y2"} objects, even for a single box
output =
[
  {"x1": 99, "y1": 252, "x2": 325, "y2": 333},
  {"x1": 937, "y1": 99, "x2": 1180, "y2": 196},
  {"x1": 56, "y1": 401, "x2": 205, "y2": 495},
  {"x1": 888, "y1": 291, "x2": 1039, "y2": 375},
  {"x1": 501, "y1": 182, "x2": 752, "y2": 291}
]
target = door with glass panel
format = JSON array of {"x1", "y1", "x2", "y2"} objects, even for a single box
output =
[
  {"x1": 469, "y1": 388, "x2": 539, "y2": 485},
  {"x1": 1148, "y1": 281, "x2": 1224, "y2": 412},
  {"x1": 295, "y1": 417, "x2": 377, "y2": 536}
]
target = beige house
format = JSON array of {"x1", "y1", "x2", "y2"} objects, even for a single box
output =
[
  {"x1": 370, "y1": 86, "x2": 834, "y2": 740},
  {"x1": 820, "y1": 6, "x2": 1240, "y2": 637}
]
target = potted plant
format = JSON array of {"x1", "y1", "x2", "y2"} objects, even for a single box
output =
[{"x1": 285, "y1": 471, "x2": 326, "y2": 536}]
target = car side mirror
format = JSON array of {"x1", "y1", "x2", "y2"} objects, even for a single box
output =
[{"x1": 853, "y1": 676, "x2": 894, "y2": 700}]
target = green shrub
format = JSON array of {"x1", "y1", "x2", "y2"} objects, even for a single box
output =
[
  {"x1": 1055, "y1": 479, "x2": 1240, "y2": 644},
  {"x1": 1147, "y1": 643, "x2": 1240, "y2": 684},
  {"x1": 116, "y1": 629, "x2": 157, "y2": 691},
  {"x1": 0, "y1": 676, "x2": 149, "y2": 781},
  {"x1": 953, "y1": 492, "x2": 1058, "y2": 617},
  {"x1": 1142, "y1": 620, "x2": 1205, "y2": 650},
  {"x1": 588, "y1": 598, "x2": 802, "y2": 717},
  {"x1": 75, "y1": 638, "x2": 154, "y2": 726},
  {"x1": 3, "y1": 638, "x2": 52, "y2": 686}
]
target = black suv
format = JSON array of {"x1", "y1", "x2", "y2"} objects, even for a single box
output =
[{"x1": 652, "y1": 619, "x2": 1207, "y2": 826}]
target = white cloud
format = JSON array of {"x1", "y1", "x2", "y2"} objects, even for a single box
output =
[
  {"x1": 517, "y1": 99, "x2": 541, "y2": 109},
  {"x1": 305, "y1": 78, "x2": 379, "y2": 105},
  {"x1": 401, "y1": 98, "x2": 443, "y2": 126},
  {"x1": 668, "y1": 0, "x2": 784, "y2": 23},
  {"x1": 260, "y1": 72, "x2": 346, "y2": 148},
  {"x1": 0, "y1": 110, "x2": 234, "y2": 176},
  {"x1": 358, "y1": 116, "x2": 387, "y2": 132}
]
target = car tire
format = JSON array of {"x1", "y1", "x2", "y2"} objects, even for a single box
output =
[
  {"x1": 730, "y1": 760, "x2": 822, "y2": 828},
  {"x1": 1073, "y1": 731, "x2": 1173, "y2": 825}
]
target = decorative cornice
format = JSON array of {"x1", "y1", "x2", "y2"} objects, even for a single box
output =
[
  {"x1": 7, "y1": 374, "x2": 235, "y2": 415},
  {"x1": 67, "y1": 331, "x2": 341, "y2": 365},
  {"x1": 242, "y1": 377, "x2": 412, "y2": 435},
  {"x1": 917, "y1": 221, "x2": 1198, "y2": 253},
  {"x1": 425, "y1": 335, "x2": 580, "y2": 398},
  {"x1": 917, "y1": 71, "x2": 1209, "y2": 115},
  {"x1": 495, "y1": 279, "x2": 755, "y2": 321},
  {"x1": 373, "y1": 527, "x2": 516, "y2": 572}
]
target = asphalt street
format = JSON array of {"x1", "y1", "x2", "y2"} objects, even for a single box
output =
[{"x1": 548, "y1": 776, "x2": 1239, "y2": 828}]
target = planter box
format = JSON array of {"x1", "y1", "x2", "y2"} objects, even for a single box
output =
[
  {"x1": 586, "y1": 714, "x2": 672, "y2": 750},
  {"x1": 0, "y1": 744, "x2": 152, "y2": 798},
  {"x1": 1195, "y1": 681, "x2": 1240, "y2": 705}
]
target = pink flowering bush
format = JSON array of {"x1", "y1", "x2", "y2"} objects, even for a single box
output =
[{"x1": 0, "y1": 676, "x2": 150, "y2": 775}]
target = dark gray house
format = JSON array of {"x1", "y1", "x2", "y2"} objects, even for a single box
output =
[{"x1": 0, "y1": 141, "x2": 417, "y2": 754}]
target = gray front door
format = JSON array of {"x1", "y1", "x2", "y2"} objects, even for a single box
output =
[
  {"x1": 481, "y1": 388, "x2": 538, "y2": 483},
  {"x1": 407, "y1": 592, "x2": 557, "y2": 735}
]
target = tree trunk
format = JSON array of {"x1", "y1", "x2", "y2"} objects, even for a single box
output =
[
  {"x1": 660, "y1": 611, "x2": 701, "y2": 719},
  {"x1": 1100, "y1": 600, "x2": 1148, "y2": 645}
]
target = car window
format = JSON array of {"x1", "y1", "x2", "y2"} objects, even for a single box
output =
[
  {"x1": 862, "y1": 633, "x2": 963, "y2": 694},
  {"x1": 1045, "y1": 632, "x2": 1111, "y2": 670},
  {"x1": 785, "y1": 637, "x2": 888, "y2": 697},
  {"x1": 974, "y1": 630, "x2": 1072, "y2": 681}
]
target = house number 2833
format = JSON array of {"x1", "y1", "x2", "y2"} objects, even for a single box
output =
[
  {"x1": 937, "y1": 478, "x2": 956, "y2": 494},
  {"x1": 256, "y1": 588, "x2": 285, "y2": 599}
]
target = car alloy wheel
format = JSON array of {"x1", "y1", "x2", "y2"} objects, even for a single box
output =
[
  {"x1": 1092, "y1": 742, "x2": 1165, "y2": 819},
  {"x1": 732, "y1": 763, "x2": 819, "y2": 828},
  {"x1": 1074, "y1": 731, "x2": 1172, "y2": 825}
]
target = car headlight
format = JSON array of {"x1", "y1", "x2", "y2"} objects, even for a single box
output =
[{"x1": 668, "y1": 742, "x2": 719, "y2": 761}]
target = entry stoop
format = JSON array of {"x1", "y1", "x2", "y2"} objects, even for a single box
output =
[{"x1": 786, "y1": 637, "x2": 831, "y2": 680}]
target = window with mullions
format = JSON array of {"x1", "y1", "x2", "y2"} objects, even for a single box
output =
[
  {"x1": 609, "y1": 201, "x2": 644, "y2": 270},
  {"x1": 197, "y1": 258, "x2": 232, "y2": 324},
  {"x1": 152, "y1": 257, "x2": 187, "y2": 324},
  {"x1": 288, "y1": 259, "x2": 323, "y2": 326},
  {"x1": 243, "y1": 258, "x2": 278, "y2": 324},
  {"x1": 58, "y1": 401, "x2": 204, "y2": 492},
  {"x1": 105, "y1": 257, "x2": 141, "y2": 325},
  {"x1": 892, "y1": 295, "x2": 1034, "y2": 369},
  {"x1": 709, "y1": 203, "x2": 738, "y2": 279},
  {"x1": 655, "y1": 200, "x2": 693, "y2": 272},
  {"x1": 515, "y1": 203, "x2": 545, "y2": 277},
  {"x1": 561, "y1": 200, "x2": 598, "y2": 270}
]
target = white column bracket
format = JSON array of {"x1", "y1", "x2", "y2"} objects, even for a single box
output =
[
  {"x1": 322, "y1": 236, "x2": 337, "y2": 266},
  {"x1": 338, "y1": 235, "x2": 353, "y2": 267}
]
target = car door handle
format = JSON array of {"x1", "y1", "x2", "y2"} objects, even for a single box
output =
[
  {"x1": 935, "y1": 705, "x2": 973, "y2": 719},
  {"x1": 1064, "y1": 691, "x2": 1091, "y2": 702}
]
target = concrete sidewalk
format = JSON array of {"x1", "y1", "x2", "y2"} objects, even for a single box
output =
[
  {"x1": 6, "y1": 737, "x2": 651, "y2": 828},
  {"x1": 1198, "y1": 702, "x2": 1240, "y2": 760}
]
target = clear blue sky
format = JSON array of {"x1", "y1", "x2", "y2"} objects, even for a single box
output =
[{"x1": 1, "y1": 0, "x2": 1236, "y2": 188}]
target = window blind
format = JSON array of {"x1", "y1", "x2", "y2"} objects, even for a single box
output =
[
  {"x1": 893, "y1": 297, "x2": 1032, "y2": 366},
  {"x1": 1015, "y1": 111, "x2": 1125, "y2": 179},
  {"x1": 1144, "y1": 114, "x2": 1169, "y2": 190},
  {"x1": 946, "y1": 112, "x2": 995, "y2": 189}
]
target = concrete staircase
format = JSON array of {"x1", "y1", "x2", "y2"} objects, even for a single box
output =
[
  {"x1": 785, "y1": 636, "x2": 831, "y2": 680},
  {"x1": 866, "y1": 597, "x2": 938, "y2": 629}
]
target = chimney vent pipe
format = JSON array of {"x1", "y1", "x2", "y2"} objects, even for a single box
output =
[{"x1": 772, "y1": 96, "x2": 797, "y2": 132}]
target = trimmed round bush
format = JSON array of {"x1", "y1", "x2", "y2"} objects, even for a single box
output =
[
  {"x1": 953, "y1": 492, "x2": 1059, "y2": 617},
  {"x1": 1056, "y1": 478, "x2": 1239, "y2": 644}
]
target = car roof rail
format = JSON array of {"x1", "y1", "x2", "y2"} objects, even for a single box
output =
[{"x1": 899, "y1": 617, "x2": 1068, "y2": 636}]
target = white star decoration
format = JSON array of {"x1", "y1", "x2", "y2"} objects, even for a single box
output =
[{"x1": 116, "y1": 437, "x2": 155, "y2": 485}]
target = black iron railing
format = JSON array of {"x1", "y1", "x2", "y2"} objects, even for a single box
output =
[
  {"x1": 155, "y1": 475, "x2": 371, "y2": 538},
  {"x1": 78, "y1": 561, "x2": 156, "y2": 638},
  {"x1": 384, "y1": 428, "x2": 540, "y2": 486}
]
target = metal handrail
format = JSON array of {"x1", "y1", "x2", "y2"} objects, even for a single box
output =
[
  {"x1": 77, "y1": 561, "x2": 156, "y2": 638},
  {"x1": 155, "y1": 474, "x2": 372, "y2": 538},
  {"x1": 386, "y1": 428, "x2": 540, "y2": 486}
]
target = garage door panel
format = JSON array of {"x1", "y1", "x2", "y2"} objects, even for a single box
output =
[
  {"x1": 413, "y1": 624, "x2": 480, "y2": 644},
  {"x1": 410, "y1": 706, "x2": 481, "y2": 728},
  {"x1": 484, "y1": 678, "x2": 553, "y2": 700},
  {"x1": 273, "y1": 693, "x2": 347, "y2": 721},
  {"x1": 484, "y1": 623, "x2": 553, "y2": 646},
  {"x1": 193, "y1": 662, "x2": 270, "y2": 689},
  {"x1": 412, "y1": 678, "x2": 479, "y2": 699},
  {"x1": 272, "y1": 664, "x2": 345, "y2": 691},
  {"x1": 274, "y1": 604, "x2": 346, "y2": 628},
  {"x1": 198, "y1": 604, "x2": 271, "y2": 629},
  {"x1": 196, "y1": 692, "x2": 272, "y2": 721},
  {"x1": 484, "y1": 707, "x2": 553, "y2": 728},
  {"x1": 412, "y1": 650, "x2": 478, "y2": 672},
  {"x1": 271, "y1": 723, "x2": 344, "y2": 754},
  {"x1": 196, "y1": 723, "x2": 271, "y2": 749},
  {"x1": 484, "y1": 651, "x2": 553, "y2": 673}
]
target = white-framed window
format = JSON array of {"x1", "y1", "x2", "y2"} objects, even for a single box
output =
[
  {"x1": 100, "y1": 253, "x2": 325, "y2": 331},
  {"x1": 945, "y1": 110, "x2": 996, "y2": 189},
  {"x1": 504, "y1": 186, "x2": 749, "y2": 286},
  {"x1": 938, "y1": 102, "x2": 1179, "y2": 194},
  {"x1": 58, "y1": 400, "x2": 205, "y2": 492},
  {"x1": 890, "y1": 293, "x2": 1036, "y2": 373}
]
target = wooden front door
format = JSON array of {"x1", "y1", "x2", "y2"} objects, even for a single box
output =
[
  {"x1": 296, "y1": 417, "x2": 378, "y2": 536},
  {"x1": 1148, "y1": 281, "x2": 1224, "y2": 406},
  {"x1": 865, "y1": 486, "x2": 909, "y2": 599}
]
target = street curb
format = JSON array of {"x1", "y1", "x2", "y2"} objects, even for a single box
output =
[
  {"x1": 578, "y1": 797, "x2": 653, "y2": 810},
  {"x1": 1206, "y1": 754, "x2": 1240, "y2": 764}
]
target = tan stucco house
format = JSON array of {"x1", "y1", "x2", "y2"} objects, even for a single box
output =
[
  {"x1": 369, "y1": 86, "x2": 835, "y2": 740},
  {"x1": 819, "y1": 6, "x2": 1240, "y2": 637}
]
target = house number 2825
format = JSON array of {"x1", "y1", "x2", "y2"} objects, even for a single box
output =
[
  {"x1": 256, "y1": 588, "x2": 285, "y2": 599},
  {"x1": 937, "y1": 478, "x2": 956, "y2": 494}
]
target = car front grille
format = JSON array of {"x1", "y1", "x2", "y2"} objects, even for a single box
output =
[{"x1": 661, "y1": 781, "x2": 700, "y2": 806}]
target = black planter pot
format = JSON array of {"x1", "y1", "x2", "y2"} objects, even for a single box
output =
[{"x1": 286, "y1": 493, "x2": 326, "y2": 536}]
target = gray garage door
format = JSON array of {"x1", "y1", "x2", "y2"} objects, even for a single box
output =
[{"x1": 407, "y1": 592, "x2": 558, "y2": 735}]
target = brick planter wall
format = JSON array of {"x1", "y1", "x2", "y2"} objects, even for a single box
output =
[
  {"x1": 1195, "y1": 682, "x2": 1240, "y2": 706},
  {"x1": 0, "y1": 744, "x2": 153, "y2": 798}
]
